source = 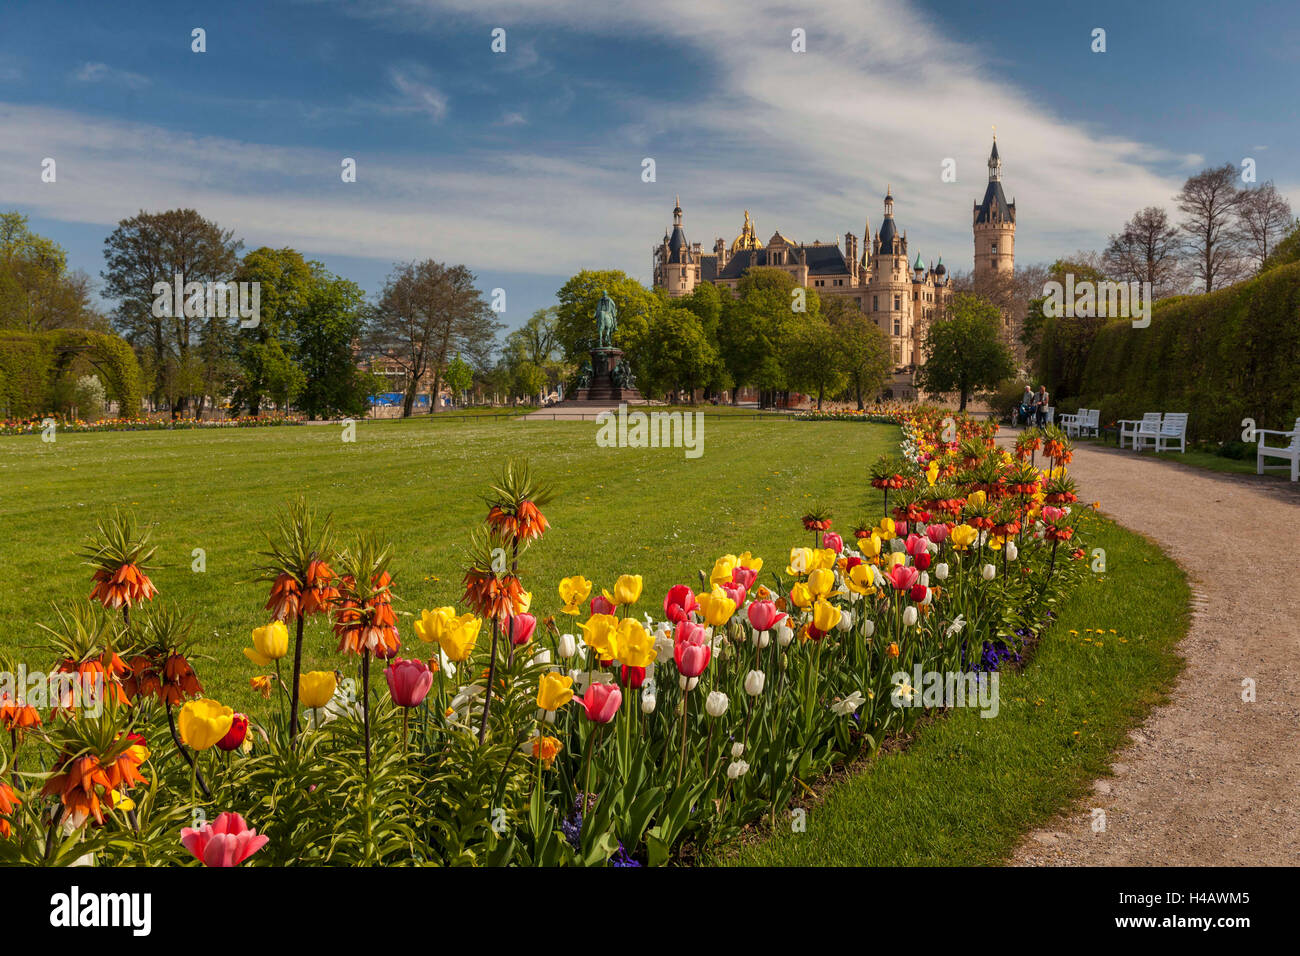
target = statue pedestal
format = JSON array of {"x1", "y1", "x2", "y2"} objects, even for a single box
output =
[{"x1": 573, "y1": 347, "x2": 643, "y2": 402}]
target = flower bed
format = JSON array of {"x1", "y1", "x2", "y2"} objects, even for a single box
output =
[
  {"x1": 0, "y1": 415, "x2": 1090, "y2": 866},
  {"x1": 0, "y1": 415, "x2": 303, "y2": 437},
  {"x1": 793, "y1": 403, "x2": 910, "y2": 423}
]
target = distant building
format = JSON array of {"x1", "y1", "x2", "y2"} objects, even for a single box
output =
[{"x1": 653, "y1": 138, "x2": 1016, "y2": 399}]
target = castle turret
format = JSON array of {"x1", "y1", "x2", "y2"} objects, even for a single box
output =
[
  {"x1": 656, "y1": 196, "x2": 700, "y2": 296},
  {"x1": 973, "y1": 137, "x2": 1016, "y2": 279}
]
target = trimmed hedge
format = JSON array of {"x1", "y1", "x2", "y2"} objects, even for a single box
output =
[
  {"x1": 0, "y1": 329, "x2": 142, "y2": 419},
  {"x1": 1054, "y1": 262, "x2": 1300, "y2": 442}
]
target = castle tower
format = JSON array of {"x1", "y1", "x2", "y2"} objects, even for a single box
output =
[
  {"x1": 655, "y1": 196, "x2": 699, "y2": 297},
  {"x1": 973, "y1": 137, "x2": 1015, "y2": 280}
]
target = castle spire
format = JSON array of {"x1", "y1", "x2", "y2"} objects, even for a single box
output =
[{"x1": 988, "y1": 135, "x2": 1002, "y2": 183}]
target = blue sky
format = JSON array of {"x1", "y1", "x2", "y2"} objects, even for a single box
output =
[{"x1": 1, "y1": 0, "x2": 1296, "y2": 332}]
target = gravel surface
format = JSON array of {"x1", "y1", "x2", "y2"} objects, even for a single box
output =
[{"x1": 1001, "y1": 437, "x2": 1300, "y2": 865}]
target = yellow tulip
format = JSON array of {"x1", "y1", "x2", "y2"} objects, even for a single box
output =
[
  {"x1": 786, "y1": 547, "x2": 813, "y2": 576},
  {"x1": 949, "y1": 524, "x2": 978, "y2": 551},
  {"x1": 514, "y1": 589, "x2": 532, "y2": 615},
  {"x1": 813, "y1": 599, "x2": 842, "y2": 632},
  {"x1": 875, "y1": 518, "x2": 896, "y2": 541},
  {"x1": 967, "y1": 490, "x2": 987, "y2": 509},
  {"x1": 886, "y1": 551, "x2": 907, "y2": 569},
  {"x1": 697, "y1": 586, "x2": 737, "y2": 626},
  {"x1": 300, "y1": 670, "x2": 337, "y2": 709},
  {"x1": 557, "y1": 576, "x2": 592, "y2": 615},
  {"x1": 926, "y1": 461, "x2": 939, "y2": 487},
  {"x1": 616, "y1": 618, "x2": 657, "y2": 668},
  {"x1": 536, "y1": 672, "x2": 574, "y2": 711},
  {"x1": 807, "y1": 567, "x2": 835, "y2": 599},
  {"x1": 612, "y1": 574, "x2": 643, "y2": 606},
  {"x1": 810, "y1": 548, "x2": 837, "y2": 571},
  {"x1": 178, "y1": 699, "x2": 234, "y2": 751},
  {"x1": 859, "y1": 533, "x2": 883, "y2": 559},
  {"x1": 789, "y1": 581, "x2": 814, "y2": 608},
  {"x1": 847, "y1": 563, "x2": 877, "y2": 596},
  {"x1": 244, "y1": 621, "x2": 289, "y2": 666},
  {"x1": 441, "y1": 613, "x2": 482, "y2": 661},
  {"x1": 580, "y1": 613, "x2": 620, "y2": 661},
  {"x1": 709, "y1": 555, "x2": 738, "y2": 587},
  {"x1": 737, "y1": 551, "x2": 763, "y2": 573},
  {"x1": 414, "y1": 606, "x2": 457, "y2": 644}
]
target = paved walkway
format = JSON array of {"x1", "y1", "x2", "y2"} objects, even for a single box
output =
[{"x1": 1001, "y1": 435, "x2": 1300, "y2": 865}]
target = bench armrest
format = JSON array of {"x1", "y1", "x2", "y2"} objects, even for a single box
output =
[{"x1": 1255, "y1": 429, "x2": 1297, "y2": 439}]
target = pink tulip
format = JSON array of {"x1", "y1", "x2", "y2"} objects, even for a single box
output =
[
  {"x1": 926, "y1": 523, "x2": 950, "y2": 544},
  {"x1": 384, "y1": 657, "x2": 434, "y2": 708},
  {"x1": 1042, "y1": 506, "x2": 1064, "y2": 521},
  {"x1": 577, "y1": 682, "x2": 622, "y2": 723},
  {"x1": 895, "y1": 521, "x2": 909, "y2": 536},
  {"x1": 663, "y1": 584, "x2": 698, "y2": 624},
  {"x1": 508, "y1": 612, "x2": 537, "y2": 646},
  {"x1": 822, "y1": 531, "x2": 844, "y2": 554},
  {"x1": 674, "y1": 621, "x2": 712, "y2": 677},
  {"x1": 180, "y1": 812, "x2": 268, "y2": 867},
  {"x1": 590, "y1": 594, "x2": 616, "y2": 616},
  {"x1": 747, "y1": 600, "x2": 786, "y2": 633},
  {"x1": 720, "y1": 580, "x2": 747, "y2": 609},
  {"x1": 730, "y1": 565, "x2": 758, "y2": 591},
  {"x1": 904, "y1": 534, "x2": 930, "y2": 557},
  {"x1": 886, "y1": 565, "x2": 920, "y2": 592}
]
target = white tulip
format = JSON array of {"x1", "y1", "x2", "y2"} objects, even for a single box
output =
[
  {"x1": 836, "y1": 609, "x2": 853, "y2": 632},
  {"x1": 934, "y1": 562, "x2": 950, "y2": 580},
  {"x1": 705, "y1": 690, "x2": 729, "y2": 717},
  {"x1": 1005, "y1": 541, "x2": 1019, "y2": 561},
  {"x1": 727, "y1": 759, "x2": 749, "y2": 779},
  {"x1": 557, "y1": 633, "x2": 577, "y2": 658},
  {"x1": 744, "y1": 669, "x2": 766, "y2": 696},
  {"x1": 752, "y1": 629, "x2": 770, "y2": 649},
  {"x1": 641, "y1": 694, "x2": 657, "y2": 714},
  {"x1": 731, "y1": 741, "x2": 745, "y2": 758},
  {"x1": 903, "y1": 606, "x2": 918, "y2": 626},
  {"x1": 777, "y1": 623, "x2": 794, "y2": 647},
  {"x1": 981, "y1": 563, "x2": 996, "y2": 581},
  {"x1": 678, "y1": 675, "x2": 699, "y2": 692},
  {"x1": 919, "y1": 571, "x2": 930, "y2": 587},
  {"x1": 862, "y1": 619, "x2": 875, "y2": 638}
]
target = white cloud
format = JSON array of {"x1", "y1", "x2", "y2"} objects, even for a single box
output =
[
  {"x1": 385, "y1": 65, "x2": 449, "y2": 122},
  {"x1": 72, "y1": 62, "x2": 151, "y2": 90}
]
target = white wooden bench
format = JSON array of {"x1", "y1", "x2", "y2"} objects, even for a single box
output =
[
  {"x1": 1153, "y1": 412, "x2": 1188, "y2": 453},
  {"x1": 1119, "y1": 412, "x2": 1161, "y2": 449},
  {"x1": 1257, "y1": 417, "x2": 1300, "y2": 482},
  {"x1": 1076, "y1": 408, "x2": 1099, "y2": 437}
]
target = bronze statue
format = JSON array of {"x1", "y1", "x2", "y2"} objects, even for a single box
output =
[{"x1": 594, "y1": 290, "x2": 617, "y2": 349}]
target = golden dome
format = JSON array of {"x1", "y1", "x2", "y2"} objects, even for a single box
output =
[{"x1": 730, "y1": 209, "x2": 762, "y2": 252}]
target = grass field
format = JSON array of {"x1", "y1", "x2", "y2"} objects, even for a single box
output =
[
  {"x1": 717, "y1": 509, "x2": 1189, "y2": 866},
  {"x1": 0, "y1": 415, "x2": 894, "y2": 712}
]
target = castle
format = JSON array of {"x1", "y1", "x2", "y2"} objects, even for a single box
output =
[{"x1": 653, "y1": 138, "x2": 1016, "y2": 398}]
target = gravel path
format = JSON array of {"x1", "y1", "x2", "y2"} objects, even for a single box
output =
[{"x1": 1003, "y1": 436, "x2": 1300, "y2": 866}]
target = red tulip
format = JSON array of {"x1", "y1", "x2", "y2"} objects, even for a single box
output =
[
  {"x1": 886, "y1": 565, "x2": 920, "y2": 592},
  {"x1": 914, "y1": 551, "x2": 932, "y2": 570},
  {"x1": 384, "y1": 657, "x2": 434, "y2": 708},
  {"x1": 747, "y1": 600, "x2": 786, "y2": 633},
  {"x1": 663, "y1": 584, "x2": 698, "y2": 624},
  {"x1": 215, "y1": 713, "x2": 248, "y2": 752},
  {"x1": 619, "y1": 665, "x2": 647, "y2": 688},
  {"x1": 674, "y1": 621, "x2": 712, "y2": 677},
  {"x1": 180, "y1": 811, "x2": 268, "y2": 867},
  {"x1": 577, "y1": 682, "x2": 622, "y2": 723},
  {"x1": 822, "y1": 531, "x2": 843, "y2": 554},
  {"x1": 590, "y1": 594, "x2": 616, "y2": 616},
  {"x1": 909, "y1": 583, "x2": 928, "y2": 603},
  {"x1": 508, "y1": 612, "x2": 537, "y2": 646}
]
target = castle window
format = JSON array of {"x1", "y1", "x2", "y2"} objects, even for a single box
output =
[
  {"x1": 894, "y1": 295, "x2": 901, "y2": 310},
  {"x1": 991, "y1": 244, "x2": 998, "y2": 255},
  {"x1": 893, "y1": 318, "x2": 901, "y2": 335},
  {"x1": 873, "y1": 295, "x2": 879, "y2": 311}
]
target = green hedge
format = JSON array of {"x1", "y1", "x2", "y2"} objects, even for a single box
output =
[
  {"x1": 1056, "y1": 262, "x2": 1300, "y2": 442},
  {"x1": 0, "y1": 329, "x2": 142, "y2": 419}
]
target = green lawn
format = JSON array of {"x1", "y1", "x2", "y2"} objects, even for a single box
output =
[
  {"x1": 716, "y1": 509, "x2": 1189, "y2": 866},
  {"x1": 0, "y1": 416, "x2": 893, "y2": 712}
]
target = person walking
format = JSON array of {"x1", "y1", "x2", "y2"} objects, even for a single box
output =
[{"x1": 1034, "y1": 385, "x2": 1050, "y2": 428}]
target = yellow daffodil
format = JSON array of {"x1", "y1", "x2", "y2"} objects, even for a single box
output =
[
  {"x1": 580, "y1": 613, "x2": 620, "y2": 661},
  {"x1": 616, "y1": 618, "x2": 656, "y2": 668},
  {"x1": 536, "y1": 673, "x2": 574, "y2": 711},
  {"x1": 178, "y1": 699, "x2": 234, "y2": 751},
  {"x1": 611, "y1": 574, "x2": 643, "y2": 606},
  {"x1": 709, "y1": 555, "x2": 738, "y2": 587},
  {"x1": 300, "y1": 670, "x2": 337, "y2": 709},
  {"x1": 244, "y1": 621, "x2": 288, "y2": 666},
  {"x1": 812, "y1": 599, "x2": 842, "y2": 632},
  {"x1": 414, "y1": 606, "x2": 457, "y2": 644},
  {"x1": 557, "y1": 576, "x2": 592, "y2": 615},
  {"x1": 949, "y1": 524, "x2": 978, "y2": 551},
  {"x1": 696, "y1": 586, "x2": 737, "y2": 626},
  {"x1": 807, "y1": 567, "x2": 835, "y2": 599},
  {"x1": 441, "y1": 613, "x2": 483, "y2": 661}
]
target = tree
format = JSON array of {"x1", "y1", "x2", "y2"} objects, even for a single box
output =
[
  {"x1": 444, "y1": 353, "x2": 473, "y2": 406},
  {"x1": 294, "y1": 265, "x2": 372, "y2": 419},
  {"x1": 1103, "y1": 206, "x2": 1182, "y2": 296},
  {"x1": 823, "y1": 297, "x2": 889, "y2": 409},
  {"x1": 101, "y1": 209, "x2": 241, "y2": 413},
  {"x1": 1236, "y1": 182, "x2": 1294, "y2": 273},
  {"x1": 1175, "y1": 164, "x2": 1246, "y2": 292},
  {"x1": 1, "y1": 213, "x2": 101, "y2": 333},
  {"x1": 718, "y1": 267, "x2": 817, "y2": 407},
  {"x1": 917, "y1": 293, "x2": 1015, "y2": 410},
  {"x1": 554, "y1": 270, "x2": 658, "y2": 368},
  {"x1": 633, "y1": 306, "x2": 719, "y2": 402},
  {"x1": 782, "y1": 315, "x2": 845, "y2": 410},
  {"x1": 368, "y1": 260, "x2": 500, "y2": 417},
  {"x1": 232, "y1": 247, "x2": 313, "y2": 414}
]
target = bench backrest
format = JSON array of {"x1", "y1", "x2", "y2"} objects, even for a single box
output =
[
  {"x1": 1137, "y1": 412, "x2": 1161, "y2": 433},
  {"x1": 1159, "y1": 412, "x2": 1188, "y2": 436},
  {"x1": 1084, "y1": 409, "x2": 1100, "y2": 427}
]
